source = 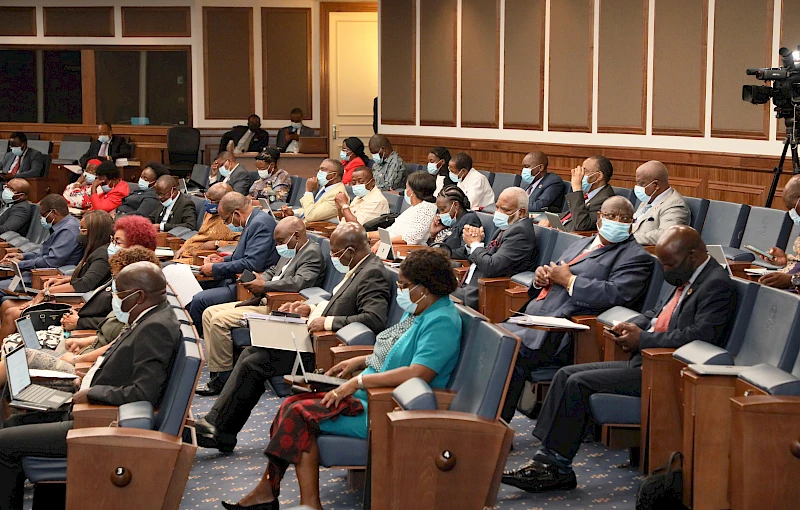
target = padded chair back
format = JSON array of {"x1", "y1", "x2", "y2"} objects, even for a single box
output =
[
  {"x1": 477, "y1": 170, "x2": 495, "y2": 186},
  {"x1": 345, "y1": 185, "x2": 355, "y2": 200},
  {"x1": 683, "y1": 196, "x2": 709, "y2": 233},
  {"x1": 701, "y1": 201, "x2": 750, "y2": 248},
  {"x1": 189, "y1": 164, "x2": 211, "y2": 189},
  {"x1": 167, "y1": 126, "x2": 201, "y2": 165},
  {"x1": 447, "y1": 304, "x2": 487, "y2": 384},
  {"x1": 532, "y1": 224, "x2": 556, "y2": 265},
  {"x1": 739, "y1": 206, "x2": 792, "y2": 252},
  {"x1": 0, "y1": 140, "x2": 8, "y2": 154},
  {"x1": 286, "y1": 175, "x2": 304, "y2": 206},
  {"x1": 399, "y1": 196, "x2": 411, "y2": 213},
  {"x1": 404, "y1": 163, "x2": 423, "y2": 175},
  {"x1": 639, "y1": 255, "x2": 665, "y2": 313},
  {"x1": 550, "y1": 230, "x2": 584, "y2": 262},
  {"x1": 491, "y1": 172, "x2": 521, "y2": 200},
  {"x1": 724, "y1": 277, "x2": 761, "y2": 348},
  {"x1": 247, "y1": 171, "x2": 259, "y2": 190},
  {"x1": 62, "y1": 134, "x2": 91, "y2": 142},
  {"x1": 612, "y1": 186, "x2": 636, "y2": 204},
  {"x1": 447, "y1": 321, "x2": 518, "y2": 419},
  {"x1": 475, "y1": 211, "x2": 497, "y2": 243},
  {"x1": 27, "y1": 140, "x2": 52, "y2": 155},
  {"x1": 56, "y1": 141, "x2": 90, "y2": 162},
  {"x1": 385, "y1": 267, "x2": 403, "y2": 326},
  {"x1": 383, "y1": 191, "x2": 403, "y2": 215},
  {"x1": 319, "y1": 237, "x2": 345, "y2": 292},
  {"x1": 38, "y1": 155, "x2": 51, "y2": 177},
  {"x1": 24, "y1": 203, "x2": 43, "y2": 242},
  {"x1": 126, "y1": 181, "x2": 138, "y2": 193},
  {"x1": 154, "y1": 340, "x2": 202, "y2": 436},
  {"x1": 189, "y1": 194, "x2": 207, "y2": 229},
  {"x1": 561, "y1": 181, "x2": 573, "y2": 212},
  {"x1": 787, "y1": 223, "x2": 800, "y2": 257}
]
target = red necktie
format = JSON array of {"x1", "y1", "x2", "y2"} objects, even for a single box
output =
[
  {"x1": 560, "y1": 194, "x2": 589, "y2": 223},
  {"x1": 536, "y1": 243, "x2": 602, "y2": 301},
  {"x1": 9, "y1": 156, "x2": 20, "y2": 176},
  {"x1": 653, "y1": 284, "x2": 687, "y2": 332},
  {"x1": 99, "y1": 142, "x2": 108, "y2": 157}
]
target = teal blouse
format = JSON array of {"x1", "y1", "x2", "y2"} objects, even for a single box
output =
[{"x1": 318, "y1": 296, "x2": 462, "y2": 439}]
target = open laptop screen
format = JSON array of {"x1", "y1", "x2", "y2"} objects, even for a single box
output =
[
  {"x1": 16, "y1": 317, "x2": 40, "y2": 350},
  {"x1": 5, "y1": 347, "x2": 31, "y2": 399}
]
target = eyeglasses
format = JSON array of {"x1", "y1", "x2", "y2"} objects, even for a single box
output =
[
  {"x1": 397, "y1": 281, "x2": 418, "y2": 290},
  {"x1": 598, "y1": 212, "x2": 634, "y2": 223}
]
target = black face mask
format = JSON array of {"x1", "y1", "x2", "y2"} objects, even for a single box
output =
[
  {"x1": 77, "y1": 233, "x2": 87, "y2": 247},
  {"x1": 663, "y1": 254, "x2": 694, "y2": 287}
]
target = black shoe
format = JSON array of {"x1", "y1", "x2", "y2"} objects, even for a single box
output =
[
  {"x1": 195, "y1": 417, "x2": 237, "y2": 452},
  {"x1": 196, "y1": 378, "x2": 224, "y2": 396},
  {"x1": 221, "y1": 500, "x2": 278, "y2": 510},
  {"x1": 502, "y1": 461, "x2": 577, "y2": 493}
]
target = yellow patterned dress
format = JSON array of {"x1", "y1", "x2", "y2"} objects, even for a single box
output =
[{"x1": 174, "y1": 213, "x2": 241, "y2": 264}]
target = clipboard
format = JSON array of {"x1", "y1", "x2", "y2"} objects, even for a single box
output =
[{"x1": 248, "y1": 315, "x2": 313, "y2": 352}]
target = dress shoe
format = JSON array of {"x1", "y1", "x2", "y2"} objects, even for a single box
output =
[
  {"x1": 196, "y1": 377, "x2": 224, "y2": 396},
  {"x1": 502, "y1": 460, "x2": 577, "y2": 493},
  {"x1": 221, "y1": 500, "x2": 278, "y2": 510},
  {"x1": 195, "y1": 417, "x2": 237, "y2": 452}
]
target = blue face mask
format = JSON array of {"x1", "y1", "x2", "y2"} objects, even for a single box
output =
[
  {"x1": 227, "y1": 212, "x2": 244, "y2": 233},
  {"x1": 276, "y1": 243, "x2": 296, "y2": 259},
  {"x1": 634, "y1": 183, "x2": 653, "y2": 204},
  {"x1": 111, "y1": 281, "x2": 140, "y2": 325},
  {"x1": 340, "y1": 150, "x2": 349, "y2": 162},
  {"x1": 581, "y1": 172, "x2": 601, "y2": 194},
  {"x1": 2, "y1": 187, "x2": 15, "y2": 203},
  {"x1": 205, "y1": 201, "x2": 218, "y2": 215},
  {"x1": 161, "y1": 195, "x2": 175, "y2": 208},
  {"x1": 404, "y1": 192, "x2": 413, "y2": 205},
  {"x1": 101, "y1": 185, "x2": 112, "y2": 194},
  {"x1": 427, "y1": 162, "x2": 439, "y2": 175},
  {"x1": 439, "y1": 203, "x2": 456, "y2": 227},
  {"x1": 352, "y1": 184, "x2": 369, "y2": 198},
  {"x1": 40, "y1": 211, "x2": 53, "y2": 229},
  {"x1": 449, "y1": 171, "x2": 461, "y2": 183},
  {"x1": 790, "y1": 207, "x2": 800, "y2": 226},
  {"x1": 396, "y1": 284, "x2": 425, "y2": 314},
  {"x1": 372, "y1": 152, "x2": 383, "y2": 165},
  {"x1": 98, "y1": 135, "x2": 110, "y2": 144},
  {"x1": 330, "y1": 247, "x2": 351, "y2": 273},
  {"x1": 137, "y1": 177, "x2": 150, "y2": 190},
  {"x1": 493, "y1": 209, "x2": 518, "y2": 231},
  {"x1": 521, "y1": 164, "x2": 542, "y2": 185},
  {"x1": 11, "y1": 146, "x2": 23, "y2": 157},
  {"x1": 84, "y1": 173, "x2": 96, "y2": 184},
  {"x1": 317, "y1": 170, "x2": 329, "y2": 187},
  {"x1": 598, "y1": 218, "x2": 632, "y2": 243},
  {"x1": 218, "y1": 164, "x2": 231, "y2": 178},
  {"x1": 107, "y1": 242, "x2": 120, "y2": 257}
]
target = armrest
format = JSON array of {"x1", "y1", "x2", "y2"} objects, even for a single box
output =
[
  {"x1": 603, "y1": 335, "x2": 630, "y2": 362},
  {"x1": 67, "y1": 426, "x2": 183, "y2": 448},
  {"x1": 68, "y1": 330, "x2": 97, "y2": 338},
  {"x1": 642, "y1": 348, "x2": 677, "y2": 360},
  {"x1": 156, "y1": 231, "x2": 169, "y2": 247},
  {"x1": 571, "y1": 315, "x2": 602, "y2": 364},
  {"x1": 265, "y1": 291, "x2": 303, "y2": 310},
  {"x1": 236, "y1": 282, "x2": 254, "y2": 302},
  {"x1": 72, "y1": 402, "x2": 119, "y2": 429},
  {"x1": 392, "y1": 378, "x2": 438, "y2": 411},
  {"x1": 312, "y1": 330, "x2": 339, "y2": 371},
  {"x1": 331, "y1": 345, "x2": 374, "y2": 366},
  {"x1": 432, "y1": 389, "x2": 457, "y2": 409},
  {"x1": 478, "y1": 277, "x2": 511, "y2": 287},
  {"x1": 192, "y1": 250, "x2": 217, "y2": 265},
  {"x1": 730, "y1": 394, "x2": 800, "y2": 414},
  {"x1": 335, "y1": 322, "x2": 376, "y2": 346},
  {"x1": 117, "y1": 401, "x2": 155, "y2": 430}
]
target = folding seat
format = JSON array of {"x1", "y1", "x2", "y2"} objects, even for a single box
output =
[
  {"x1": 682, "y1": 196, "x2": 709, "y2": 233},
  {"x1": 720, "y1": 205, "x2": 791, "y2": 261},
  {"x1": 491, "y1": 172, "x2": 521, "y2": 201},
  {"x1": 701, "y1": 200, "x2": 749, "y2": 249}
]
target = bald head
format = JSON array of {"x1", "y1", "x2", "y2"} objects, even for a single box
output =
[
  {"x1": 330, "y1": 222, "x2": 369, "y2": 253},
  {"x1": 522, "y1": 151, "x2": 549, "y2": 171},
  {"x1": 206, "y1": 182, "x2": 232, "y2": 203},
  {"x1": 274, "y1": 216, "x2": 306, "y2": 246},
  {"x1": 217, "y1": 151, "x2": 235, "y2": 163},
  {"x1": 600, "y1": 195, "x2": 635, "y2": 218},
  {"x1": 636, "y1": 161, "x2": 670, "y2": 201},
  {"x1": 115, "y1": 261, "x2": 166, "y2": 322},
  {"x1": 219, "y1": 191, "x2": 250, "y2": 216},
  {"x1": 783, "y1": 174, "x2": 800, "y2": 209},
  {"x1": 655, "y1": 226, "x2": 706, "y2": 283},
  {"x1": 6, "y1": 178, "x2": 30, "y2": 199},
  {"x1": 368, "y1": 134, "x2": 393, "y2": 154}
]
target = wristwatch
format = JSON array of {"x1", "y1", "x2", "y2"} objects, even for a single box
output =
[{"x1": 791, "y1": 274, "x2": 800, "y2": 288}]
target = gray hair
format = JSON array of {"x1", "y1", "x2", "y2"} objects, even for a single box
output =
[{"x1": 501, "y1": 187, "x2": 529, "y2": 211}]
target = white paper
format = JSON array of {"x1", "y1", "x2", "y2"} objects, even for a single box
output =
[
  {"x1": 506, "y1": 314, "x2": 590, "y2": 330},
  {"x1": 243, "y1": 312, "x2": 307, "y2": 324},
  {"x1": 155, "y1": 248, "x2": 174, "y2": 257},
  {"x1": 30, "y1": 369, "x2": 78, "y2": 379},
  {"x1": 248, "y1": 317, "x2": 313, "y2": 352},
  {"x1": 162, "y1": 264, "x2": 204, "y2": 306},
  {"x1": 115, "y1": 158, "x2": 129, "y2": 167},
  {"x1": 64, "y1": 164, "x2": 83, "y2": 175},
  {"x1": 464, "y1": 264, "x2": 478, "y2": 285},
  {"x1": 744, "y1": 267, "x2": 774, "y2": 276}
]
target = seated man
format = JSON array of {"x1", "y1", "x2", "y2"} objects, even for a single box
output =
[
  {"x1": 215, "y1": 151, "x2": 251, "y2": 195},
  {"x1": 369, "y1": 134, "x2": 406, "y2": 191},
  {"x1": 276, "y1": 107, "x2": 315, "y2": 153},
  {"x1": 89, "y1": 161, "x2": 130, "y2": 213},
  {"x1": 173, "y1": 183, "x2": 239, "y2": 264},
  {"x1": 115, "y1": 162, "x2": 169, "y2": 218},
  {"x1": 194, "y1": 222, "x2": 391, "y2": 452},
  {"x1": 335, "y1": 165, "x2": 389, "y2": 225},
  {"x1": 79, "y1": 122, "x2": 132, "y2": 168},
  {"x1": 451, "y1": 187, "x2": 538, "y2": 309},
  {"x1": 521, "y1": 151, "x2": 566, "y2": 212},
  {"x1": 283, "y1": 158, "x2": 346, "y2": 223},
  {"x1": 196, "y1": 217, "x2": 326, "y2": 395},
  {"x1": 503, "y1": 226, "x2": 735, "y2": 493},
  {"x1": 219, "y1": 114, "x2": 270, "y2": 154},
  {"x1": 0, "y1": 178, "x2": 33, "y2": 236},
  {"x1": 0, "y1": 261, "x2": 183, "y2": 509},
  {"x1": 148, "y1": 175, "x2": 197, "y2": 232},
  {"x1": 631, "y1": 160, "x2": 690, "y2": 245},
  {"x1": 448, "y1": 152, "x2": 495, "y2": 210},
  {"x1": 758, "y1": 174, "x2": 800, "y2": 289},
  {"x1": 540, "y1": 155, "x2": 615, "y2": 232},
  {"x1": 187, "y1": 192, "x2": 279, "y2": 330},
  {"x1": 499, "y1": 196, "x2": 653, "y2": 423},
  {"x1": 0, "y1": 194, "x2": 82, "y2": 289},
  {"x1": 0, "y1": 132, "x2": 44, "y2": 178}
]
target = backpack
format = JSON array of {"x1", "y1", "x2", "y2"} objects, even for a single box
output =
[{"x1": 635, "y1": 452, "x2": 689, "y2": 510}]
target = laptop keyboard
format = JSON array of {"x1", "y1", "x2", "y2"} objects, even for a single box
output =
[
  {"x1": 18, "y1": 384, "x2": 56, "y2": 402},
  {"x1": 306, "y1": 373, "x2": 348, "y2": 387}
]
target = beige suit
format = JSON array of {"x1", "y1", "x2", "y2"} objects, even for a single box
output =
[
  {"x1": 631, "y1": 188, "x2": 691, "y2": 245},
  {"x1": 298, "y1": 181, "x2": 346, "y2": 223}
]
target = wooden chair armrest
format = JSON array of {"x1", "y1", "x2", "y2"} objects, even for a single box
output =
[
  {"x1": 312, "y1": 330, "x2": 339, "y2": 372},
  {"x1": 478, "y1": 277, "x2": 512, "y2": 287},
  {"x1": 331, "y1": 345, "x2": 374, "y2": 366},
  {"x1": 236, "y1": 282, "x2": 254, "y2": 302},
  {"x1": 642, "y1": 348, "x2": 676, "y2": 360},
  {"x1": 643, "y1": 245, "x2": 656, "y2": 254},
  {"x1": 431, "y1": 389, "x2": 457, "y2": 409},
  {"x1": 730, "y1": 395, "x2": 800, "y2": 414},
  {"x1": 603, "y1": 335, "x2": 630, "y2": 362},
  {"x1": 69, "y1": 330, "x2": 97, "y2": 338},
  {"x1": 67, "y1": 426, "x2": 183, "y2": 447},
  {"x1": 156, "y1": 231, "x2": 170, "y2": 247},
  {"x1": 192, "y1": 250, "x2": 217, "y2": 265},
  {"x1": 265, "y1": 292, "x2": 303, "y2": 309},
  {"x1": 72, "y1": 402, "x2": 119, "y2": 429}
]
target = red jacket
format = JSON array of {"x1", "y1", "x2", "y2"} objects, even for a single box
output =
[{"x1": 90, "y1": 180, "x2": 130, "y2": 212}]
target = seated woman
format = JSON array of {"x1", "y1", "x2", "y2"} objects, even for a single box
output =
[
  {"x1": 428, "y1": 146, "x2": 456, "y2": 196},
  {"x1": 88, "y1": 160, "x2": 130, "y2": 213},
  {"x1": 368, "y1": 171, "x2": 438, "y2": 251},
  {"x1": 173, "y1": 182, "x2": 240, "y2": 264},
  {"x1": 63, "y1": 158, "x2": 102, "y2": 210},
  {"x1": 249, "y1": 147, "x2": 291, "y2": 203},
  {"x1": 220, "y1": 248, "x2": 462, "y2": 510},
  {"x1": 428, "y1": 185, "x2": 481, "y2": 256},
  {"x1": 340, "y1": 136, "x2": 370, "y2": 185},
  {"x1": 0, "y1": 210, "x2": 115, "y2": 340}
]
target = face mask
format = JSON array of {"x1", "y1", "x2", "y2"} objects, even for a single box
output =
[
  {"x1": 634, "y1": 183, "x2": 653, "y2": 203},
  {"x1": 352, "y1": 184, "x2": 369, "y2": 198},
  {"x1": 663, "y1": 255, "x2": 694, "y2": 287},
  {"x1": 340, "y1": 150, "x2": 349, "y2": 162},
  {"x1": 137, "y1": 177, "x2": 150, "y2": 190},
  {"x1": 439, "y1": 203, "x2": 456, "y2": 227},
  {"x1": 790, "y1": 207, "x2": 800, "y2": 226},
  {"x1": 101, "y1": 185, "x2": 112, "y2": 194},
  {"x1": 1, "y1": 188, "x2": 15, "y2": 203},
  {"x1": 40, "y1": 211, "x2": 53, "y2": 229},
  {"x1": 205, "y1": 201, "x2": 218, "y2": 215},
  {"x1": 248, "y1": 123, "x2": 260, "y2": 132},
  {"x1": 227, "y1": 212, "x2": 244, "y2": 233},
  {"x1": 77, "y1": 233, "x2": 87, "y2": 247},
  {"x1": 396, "y1": 284, "x2": 426, "y2": 314},
  {"x1": 11, "y1": 146, "x2": 22, "y2": 157},
  {"x1": 291, "y1": 122, "x2": 302, "y2": 130},
  {"x1": 111, "y1": 282, "x2": 140, "y2": 325},
  {"x1": 598, "y1": 218, "x2": 632, "y2": 243},
  {"x1": 427, "y1": 162, "x2": 439, "y2": 175},
  {"x1": 84, "y1": 173, "x2": 96, "y2": 184},
  {"x1": 98, "y1": 135, "x2": 110, "y2": 144},
  {"x1": 372, "y1": 152, "x2": 383, "y2": 165},
  {"x1": 581, "y1": 174, "x2": 595, "y2": 194},
  {"x1": 107, "y1": 242, "x2": 120, "y2": 257},
  {"x1": 276, "y1": 243, "x2": 296, "y2": 259},
  {"x1": 521, "y1": 164, "x2": 542, "y2": 185},
  {"x1": 493, "y1": 210, "x2": 517, "y2": 230},
  {"x1": 317, "y1": 170, "x2": 329, "y2": 187},
  {"x1": 449, "y1": 171, "x2": 462, "y2": 183},
  {"x1": 258, "y1": 169, "x2": 271, "y2": 180},
  {"x1": 404, "y1": 192, "x2": 413, "y2": 206},
  {"x1": 219, "y1": 164, "x2": 231, "y2": 178},
  {"x1": 161, "y1": 193, "x2": 175, "y2": 208},
  {"x1": 330, "y1": 247, "x2": 351, "y2": 273}
]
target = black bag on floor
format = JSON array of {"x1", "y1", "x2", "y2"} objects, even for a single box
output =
[{"x1": 635, "y1": 452, "x2": 688, "y2": 510}]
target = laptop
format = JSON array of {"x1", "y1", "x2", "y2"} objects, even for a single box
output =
[
  {"x1": 545, "y1": 212, "x2": 567, "y2": 231},
  {"x1": 297, "y1": 137, "x2": 328, "y2": 155},
  {"x1": 375, "y1": 227, "x2": 398, "y2": 260},
  {"x1": 287, "y1": 333, "x2": 348, "y2": 389},
  {"x1": 178, "y1": 178, "x2": 189, "y2": 193},
  {"x1": 0, "y1": 261, "x2": 34, "y2": 299},
  {"x1": 15, "y1": 316, "x2": 40, "y2": 350},
  {"x1": 5, "y1": 346, "x2": 72, "y2": 411},
  {"x1": 258, "y1": 198, "x2": 279, "y2": 221},
  {"x1": 707, "y1": 245, "x2": 734, "y2": 277}
]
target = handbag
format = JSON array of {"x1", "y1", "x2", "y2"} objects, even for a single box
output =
[
  {"x1": 635, "y1": 452, "x2": 688, "y2": 510},
  {"x1": 20, "y1": 302, "x2": 73, "y2": 331},
  {"x1": 363, "y1": 213, "x2": 398, "y2": 232}
]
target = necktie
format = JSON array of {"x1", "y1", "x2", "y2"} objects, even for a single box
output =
[
  {"x1": 9, "y1": 156, "x2": 20, "y2": 176},
  {"x1": 489, "y1": 231, "x2": 504, "y2": 250},
  {"x1": 536, "y1": 243, "x2": 602, "y2": 301},
  {"x1": 653, "y1": 284, "x2": 687, "y2": 332},
  {"x1": 314, "y1": 187, "x2": 326, "y2": 202},
  {"x1": 560, "y1": 194, "x2": 589, "y2": 223},
  {"x1": 635, "y1": 204, "x2": 652, "y2": 223},
  {"x1": 99, "y1": 142, "x2": 108, "y2": 157}
]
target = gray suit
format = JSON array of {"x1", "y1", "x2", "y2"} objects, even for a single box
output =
[
  {"x1": 260, "y1": 240, "x2": 326, "y2": 294},
  {"x1": 0, "y1": 148, "x2": 45, "y2": 178},
  {"x1": 225, "y1": 164, "x2": 251, "y2": 195},
  {"x1": 632, "y1": 188, "x2": 691, "y2": 245},
  {"x1": 0, "y1": 201, "x2": 33, "y2": 236}
]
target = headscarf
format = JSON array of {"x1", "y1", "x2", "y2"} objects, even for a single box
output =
[{"x1": 344, "y1": 137, "x2": 370, "y2": 166}]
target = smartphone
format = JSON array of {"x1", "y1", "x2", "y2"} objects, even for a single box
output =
[
  {"x1": 604, "y1": 327, "x2": 621, "y2": 338},
  {"x1": 239, "y1": 269, "x2": 256, "y2": 283},
  {"x1": 743, "y1": 244, "x2": 775, "y2": 261}
]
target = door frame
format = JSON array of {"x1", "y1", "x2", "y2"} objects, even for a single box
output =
[{"x1": 319, "y1": 1, "x2": 377, "y2": 139}]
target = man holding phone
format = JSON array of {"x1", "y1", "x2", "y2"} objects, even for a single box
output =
[{"x1": 756, "y1": 174, "x2": 800, "y2": 290}]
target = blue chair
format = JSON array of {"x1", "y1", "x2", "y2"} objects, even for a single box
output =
[
  {"x1": 701, "y1": 200, "x2": 750, "y2": 249},
  {"x1": 491, "y1": 172, "x2": 521, "y2": 200},
  {"x1": 404, "y1": 163, "x2": 423, "y2": 175},
  {"x1": 188, "y1": 163, "x2": 210, "y2": 189},
  {"x1": 476, "y1": 169, "x2": 495, "y2": 186},
  {"x1": 683, "y1": 196, "x2": 709, "y2": 233},
  {"x1": 25, "y1": 203, "x2": 45, "y2": 244},
  {"x1": 612, "y1": 186, "x2": 636, "y2": 204},
  {"x1": 561, "y1": 181, "x2": 574, "y2": 212},
  {"x1": 382, "y1": 191, "x2": 403, "y2": 215},
  {"x1": 475, "y1": 211, "x2": 498, "y2": 243},
  {"x1": 721, "y1": 206, "x2": 792, "y2": 262},
  {"x1": 188, "y1": 194, "x2": 207, "y2": 230}
]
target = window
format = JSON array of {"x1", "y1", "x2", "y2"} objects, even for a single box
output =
[{"x1": 0, "y1": 50, "x2": 38, "y2": 123}]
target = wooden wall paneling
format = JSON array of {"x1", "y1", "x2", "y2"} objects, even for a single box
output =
[
  {"x1": 460, "y1": 0, "x2": 499, "y2": 128},
  {"x1": 777, "y1": 0, "x2": 800, "y2": 139},
  {"x1": 548, "y1": 0, "x2": 593, "y2": 132},
  {"x1": 0, "y1": 7, "x2": 36, "y2": 36},
  {"x1": 80, "y1": 50, "x2": 96, "y2": 127},
  {"x1": 380, "y1": 0, "x2": 416, "y2": 125},
  {"x1": 597, "y1": 0, "x2": 648, "y2": 134},
  {"x1": 44, "y1": 7, "x2": 114, "y2": 37},
  {"x1": 503, "y1": 0, "x2": 545, "y2": 130},
  {"x1": 419, "y1": 0, "x2": 457, "y2": 126},
  {"x1": 652, "y1": 0, "x2": 707, "y2": 136},
  {"x1": 711, "y1": 0, "x2": 772, "y2": 139},
  {"x1": 121, "y1": 7, "x2": 191, "y2": 37},
  {"x1": 203, "y1": 7, "x2": 254, "y2": 120},
  {"x1": 262, "y1": 8, "x2": 312, "y2": 120}
]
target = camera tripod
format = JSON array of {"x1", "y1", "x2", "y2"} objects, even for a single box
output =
[{"x1": 765, "y1": 132, "x2": 800, "y2": 208}]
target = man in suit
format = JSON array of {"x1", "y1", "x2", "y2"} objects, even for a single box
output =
[
  {"x1": 79, "y1": 122, "x2": 132, "y2": 168},
  {"x1": 631, "y1": 160, "x2": 691, "y2": 245},
  {"x1": 148, "y1": 175, "x2": 197, "y2": 232},
  {"x1": 214, "y1": 151, "x2": 251, "y2": 195},
  {"x1": 0, "y1": 178, "x2": 33, "y2": 236},
  {"x1": 0, "y1": 132, "x2": 45, "y2": 178},
  {"x1": 196, "y1": 217, "x2": 326, "y2": 395},
  {"x1": 218, "y1": 114, "x2": 270, "y2": 154},
  {"x1": 187, "y1": 192, "x2": 280, "y2": 330},
  {"x1": 498, "y1": 196, "x2": 654, "y2": 423},
  {"x1": 521, "y1": 151, "x2": 566, "y2": 212},
  {"x1": 276, "y1": 107, "x2": 315, "y2": 152},
  {"x1": 541, "y1": 155, "x2": 616, "y2": 233},
  {"x1": 116, "y1": 162, "x2": 169, "y2": 218},
  {"x1": 451, "y1": 187, "x2": 538, "y2": 309},
  {"x1": 503, "y1": 225, "x2": 736, "y2": 493},
  {"x1": 193, "y1": 222, "x2": 391, "y2": 451},
  {"x1": 282, "y1": 158, "x2": 346, "y2": 223},
  {"x1": 0, "y1": 261, "x2": 182, "y2": 509}
]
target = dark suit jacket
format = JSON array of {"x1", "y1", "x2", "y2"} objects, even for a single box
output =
[
  {"x1": 70, "y1": 245, "x2": 112, "y2": 293},
  {"x1": 513, "y1": 236, "x2": 653, "y2": 352},
  {"x1": 79, "y1": 136, "x2": 132, "y2": 168},
  {"x1": 148, "y1": 192, "x2": 197, "y2": 231},
  {"x1": 218, "y1": 126, "x2": 270, "y2": 154},
  {"x1": 633, "y1": 261, "x2": 737, "y2": 364},
  {"x1": 76, "y1": 284, "x2": 112, "y2": 331},
  {"x1": 561, "y1": 185, "x2": 616, "y2": 232},
  {"x1": 87, "y1": 303, "x2": 182, "y2": 407},
  {"x1": 276, "y1": 125, "x2": 315, "y2": 151},
  {"x1": 116, "y1": 188, "x2": 161, "y2": 219},
  {"x1": 430, "y1": 211, "x2": 482, "y2": 255},
  {"x1": 0, "y1": 200, "x2": 33, "y2": 235},
  {"x1": 212, "y1": 209, "x2": 279, "y2": 279},
  {"x1": 260, "y1": 240, "x2": 326, "y2": 294},
  {"x1": 0, "y1": 148, "x2": 45, "y2": 178},
  {"x1": 322, "y1": 253, "x2": 391, "y2": 333},
  {"x1": 527, "y1": 172, "x2": 566, "y2": 212},
  {"x1": 226, "y1": 164, "x2": 251, "y2": 195}
]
